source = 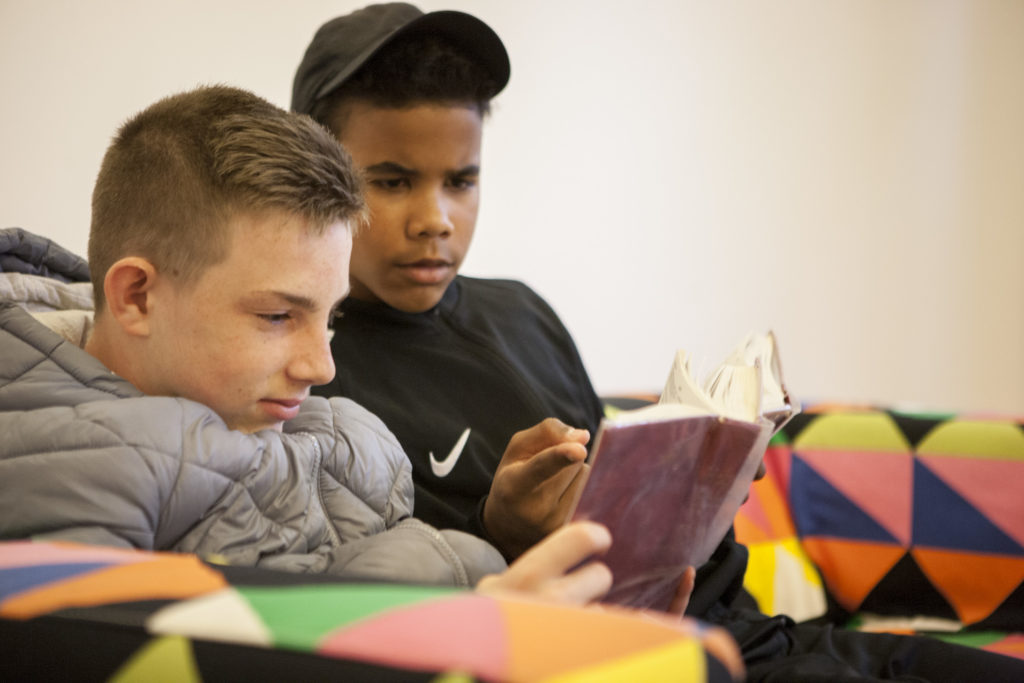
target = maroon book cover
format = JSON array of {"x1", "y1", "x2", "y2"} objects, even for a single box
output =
[{"x1": 569, "y1": 413, "x2": 773, "y2": 611}]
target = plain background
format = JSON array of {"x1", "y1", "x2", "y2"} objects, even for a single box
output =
[{"x1": 2, "y1": 0, "x2": 1022, "y2": 414}]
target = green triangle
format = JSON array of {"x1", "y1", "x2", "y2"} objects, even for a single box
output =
[
  {"x1": 793, "y1": 412, "x2": 910, "y2": 451},
  {"x1": 109, "y1": 636, "x2": 201, "y2": 683},
  {"x1": 238, "y1": 583, "x2": 460, "y2": 650},
  {"x1": 930, "y1": 630, "x2": 1007, "y2": 650}
]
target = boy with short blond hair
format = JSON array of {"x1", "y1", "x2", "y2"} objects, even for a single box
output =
[{"x1": 0, "y1": 84, "x2": 617, "y2": 603}]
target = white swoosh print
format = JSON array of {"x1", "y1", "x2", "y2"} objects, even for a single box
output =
[{"x1": 429, "y1": 427, "x2": 471, "y2": 478}]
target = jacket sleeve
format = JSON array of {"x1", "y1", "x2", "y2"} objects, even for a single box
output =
[
  {"x1": 0, "y1": 396, "x2": 233, "y2": 550},
  {"x1": 283, "y1": 397, "x2": 507, "y2": 586}
]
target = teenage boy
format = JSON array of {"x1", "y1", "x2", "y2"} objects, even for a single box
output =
[
  {"x1": 294, "y1": 4, "x2": 1024, "y2": 681},
  {"x1": 0, "y1": 84, "x2": 621, "y2": 605},
  {"x1": 295, "y1": 2, "x2": 604, "y2": 564}
]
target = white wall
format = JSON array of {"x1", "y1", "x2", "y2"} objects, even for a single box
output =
[{"x1": 2, "y1": 0, "x2": 1022, "y2": 414}]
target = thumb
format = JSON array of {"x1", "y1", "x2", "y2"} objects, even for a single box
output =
[
  {"x1": 516, "y1": 442, "x2": 588, "y2": 489},
  {"x1": 508, "y1": 418, "x2": 590, "y2": 455}
]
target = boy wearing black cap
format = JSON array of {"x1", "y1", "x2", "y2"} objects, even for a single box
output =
[
  {"x1": 296, "y1": 2, "x2": 604, "y2": 565},
  {"x1": 294, "y1": 5, "x2": 1024, "y2": 680}
]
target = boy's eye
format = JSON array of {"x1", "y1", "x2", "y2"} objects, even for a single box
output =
[
  {"x1": 449, "y1": 175, "x2": 477, "y2": 191},
  {"x1": 370, "y1": 177, "x2": 409, "y2": 191},
  {"x1": 258, "y1": 312, "x2": 291, "y2": 324}
]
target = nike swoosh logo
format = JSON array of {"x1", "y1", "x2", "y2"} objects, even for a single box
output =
[{"x1": 429, "y1": 427, "x2": 471, "y2": 478}]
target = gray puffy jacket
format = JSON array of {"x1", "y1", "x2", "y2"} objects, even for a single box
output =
[{"x1": 0, "y1": 300, "x2": 505, "y2": 586}]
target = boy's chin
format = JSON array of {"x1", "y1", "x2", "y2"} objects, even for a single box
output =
[{"x1": 381, "y1": 286, "x2": 448, "y2": 314}]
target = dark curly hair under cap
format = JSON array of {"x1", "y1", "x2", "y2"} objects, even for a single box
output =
[{"x1": 291, "y1": 3, "x2": 510, "y2": 121}]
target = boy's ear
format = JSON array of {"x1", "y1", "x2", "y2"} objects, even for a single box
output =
[{"x1": 102, "y1": 257, "x2": 160, "y2": 338}]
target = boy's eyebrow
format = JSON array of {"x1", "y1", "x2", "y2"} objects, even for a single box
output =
[
  {"x1": 450, "y1": 164, "x2": 481, "y2": 177},
  {"x1": 245, "y1": 290, "x2": 319, "y2": 310},
  {"x1": 363, "y1": 161, "x2": 481, "y2": 176},
  {"x1": 364, "y1": 161, "x2": 416, "y2": 176}
]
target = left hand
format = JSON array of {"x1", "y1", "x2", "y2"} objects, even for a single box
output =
[{"x1": 483, "y1": 418, "x2": 592, "y2": 559}]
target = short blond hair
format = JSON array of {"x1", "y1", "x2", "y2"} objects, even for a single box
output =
[{"x1": 89, "y1": 85, "x2": 364, "y2": 310}]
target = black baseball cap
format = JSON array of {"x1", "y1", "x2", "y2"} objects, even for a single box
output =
[{"x1": 291, "y1": 2, "x2": 510, "y2": 116}]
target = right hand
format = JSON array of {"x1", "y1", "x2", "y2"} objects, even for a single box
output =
[
  {"x1": 475, "y1": 521, "x2": 612, "y2": 604},
  {"x1": 483, "y1": 418, "x2": 592, "y2": 559}
]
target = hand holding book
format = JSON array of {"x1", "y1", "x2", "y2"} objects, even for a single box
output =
[{"x1": 568, "y1": 331, "x2": 798, "y2": 610}]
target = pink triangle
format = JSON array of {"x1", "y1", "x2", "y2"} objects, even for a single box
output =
[
  {"x1": 738, "y1": 484, "x2": 773, "y2": 537},
  {"x1": 797, "y1": 449, "x2": 913, "y2": 546},
  {"x1": 317, "y1": 594, "x2": 507, "y2": 679},
  {"x1": 0, "y1": 541, "x2": 151, "y2": 569},
  {"x1": 764, "y1": 444, "x2": 792, "y2": 496},
  {"x1": 918, "y1": 456, "x2": 1024, "y2": 549}
]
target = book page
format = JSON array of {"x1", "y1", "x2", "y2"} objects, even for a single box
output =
[
  {"x1": 704, "y1": 362, "x2": 762, "y2": 422},
  {"x1": 658, "y1": 350, "x2": 719, "y2": 413}
]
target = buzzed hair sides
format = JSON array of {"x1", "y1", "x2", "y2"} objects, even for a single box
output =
[{"x1": 89, "y1": 84, "x2": 364, "y2": 311}]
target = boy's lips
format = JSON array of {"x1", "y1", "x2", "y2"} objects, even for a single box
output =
[
  {"x1": 259, "y1": 397, "x2": 304, "y2": 422},
  {"x1": 397, "y1": 258, "x2": 454, "y2": 285}
]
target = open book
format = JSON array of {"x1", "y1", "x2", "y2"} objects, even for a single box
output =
[{"x1": 568, "y1": 331, "x2": 797, "y2": 611}]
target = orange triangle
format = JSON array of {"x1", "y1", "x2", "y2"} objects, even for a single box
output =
[
  {"x1": 501, "y1": 599, "x2": 685, "y2": 679},
  {"x1": 736, "y1": 484, "x2": 773, "y2": 542},
  {"x1": 760, "y1": 475, "x2": 796, "y2": 538},
  {"x1": 737, "y1": 511, "x2": 770, "y2": 544},
  {"x1": 912, "y1": 548, "x2": 1024, "y2": 625},
  {"x1": 734, "y1": 509, "x2": 772, "y2": 544},
  {"x1": 801, "y1": 538, "x2": 905, "y2": 612}
]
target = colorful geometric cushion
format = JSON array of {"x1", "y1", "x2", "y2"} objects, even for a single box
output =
[
  {"x1": 736, "y1": 406, "x2": 1024, "y2": 658},
  {"x1": 1, "y1": 540, "x2": 729, "y2": 682},
  {"x1": 734, "y1": 437, "x2": 827, "y2": 622}
]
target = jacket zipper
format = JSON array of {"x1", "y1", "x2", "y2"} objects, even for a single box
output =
[{"x1": 304, "y1": 433, "x2": 343, "y2": 548}]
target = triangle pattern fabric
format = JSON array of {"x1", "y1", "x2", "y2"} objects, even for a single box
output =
[
  {"x1": 794, "y1": 449, "x2": 913, "y2": 547},
  {"x1": 858, "y1": 552, "x2": 959, "y2": 622},
  {"x1": 544, "y1": 639, "x2": 705, "y2": 682},
  {"x1": 735, "y1": 483, "x2": 774, "y2": 543},
  {"x1": 888, "y1": 410, "x2": 952, "y2": 448},
  {"x1": 799, "y1": 538, "x2": 905, "y2": 611},
  {"x1": 239, "y1": 583, "x2": 457, "y2": 650},
  {"x1": 0, "y1": 562, "x2": 109, "y2": 604},
  {"x1": 0, "y1": 555, "x2": 226, "y2": 619},
  {"x1": 763, "y1": 442, "x2": 794, "y2": 498},
  {"x1": 912, "y1": 547, "x2": 1024, "y2": 625},
  {"x1": 318, "y1": 594, "x2": 507, "y2": 681},
  {"x1": 147, "y1": 588, "x2": 272, "y2": 647},
  {"x1": 917, "y1": 420, "x2": 1024, "y2": 460},
  {"x1": 791, "y1": 412, "x2": 910, "y2": 452},
  {"x1": 976, "y1": 581, "x2": 1024, "y2": 631},
  {"x1": 912, "y1": 460, "x2": 1023, "y2": 554},
  {"x1": 789, "y1": 455, "x2": 899, "y2": 544},
  {"x1": 0, "y1": 541, "x2": 150, "y2": 569},
  {"x1": 108, "y1": 635, "x2": 202, "y2": 683},
  {"x1": 499, "y1": 599, "x2": 691, "y2": 680},
  {"x1": 917, "y1": 455, "x2": 1024, "y2": 549},
  {"x1": 770, "y1": 540, "x2": 827, "y2": 622}
]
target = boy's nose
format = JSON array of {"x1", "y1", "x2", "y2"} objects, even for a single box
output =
[
  {"x1": 290, "y1": 330, "x2": 336, "y2": 387},
  {"x1": 408, "y1": 189, "x2": 453, "y2": 238}
]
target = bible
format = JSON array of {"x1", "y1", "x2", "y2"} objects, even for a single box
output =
[{"x1": 568, "y1": 331, "x2": 797, "y2": 610}]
